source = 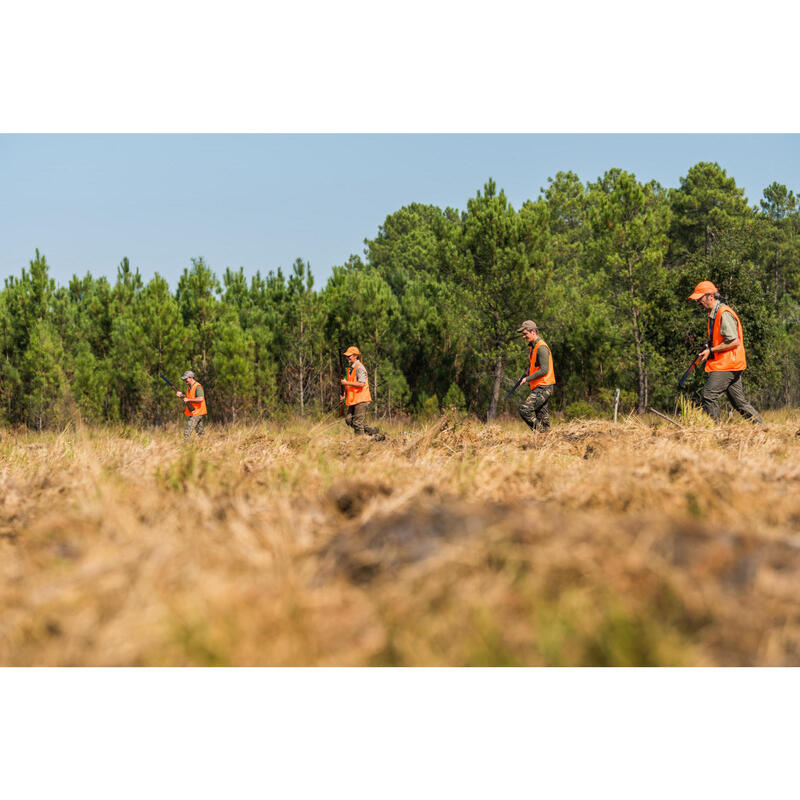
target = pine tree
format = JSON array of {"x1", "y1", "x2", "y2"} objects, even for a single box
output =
[
  {"x1": 19, "y1": 320, "x2": 72, "y2": 430},
  {"x1": 443, "y1": 179, "x2": 536, "y2": 420},
  {"x1": 670, "y1": 162, "x2": 752, "y2": 259},
  {"x1": 210, "y1": 307, "x2": 255, "y2": 423},
  {"x1": 587, "y1": 170, "x2": 672, "y2": 413},
  {"x1": 177, "y1": 257, "x2": 220, "y2": 378}
]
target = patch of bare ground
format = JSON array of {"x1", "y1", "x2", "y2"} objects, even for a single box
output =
[{"x1": 1, "y1": 413, "x2": 800, "y2": 666}]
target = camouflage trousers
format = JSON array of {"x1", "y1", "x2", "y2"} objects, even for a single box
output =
[
  {"x1": 519, "y1": 385, "x2": 553, "y2": 431},
  {"x1": 701, "y1": 371, "x2": 764, "y2": 425},
  {"x1": 184, "y1": 415, "x2": 205, "y2": 440},
  {"x1": 344, "y1": 402, "x2": 379, "y2": 436}
]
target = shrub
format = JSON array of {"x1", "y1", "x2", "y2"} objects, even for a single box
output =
[
  {"x1": 442, "y1": 382, "x2": 467, "y2": 413},
  {"x1": 564, "y1": 400, "x2": 604, "y2": 420},
  {"x1": 415, "y1": 392, "x2": 440, "y2": 418}
]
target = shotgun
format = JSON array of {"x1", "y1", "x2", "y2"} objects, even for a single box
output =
[
  {"x1": 160, "y1": 374, "x2": 180, "y2": 393},
  {"x1": 505, "y1": 342, "x2": 534, "y2": 403},
  {"x1": 678, "y1": 341, "x2": 710, "y2": 388},
  {"x1": 503, "y1": 374, "x2": 528, "y2": 403}
]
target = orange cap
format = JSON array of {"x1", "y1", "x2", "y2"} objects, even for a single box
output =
[
  {"x1": 688, "y1": 280, "x2": 719, "y2": 300},
  {"x1": 343, "y1": 346, "x2": 361, "y2": 356}
]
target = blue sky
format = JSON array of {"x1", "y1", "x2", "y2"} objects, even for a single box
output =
[{"x1": 1, "y1": 134, "x2": 798, "y2": 290}]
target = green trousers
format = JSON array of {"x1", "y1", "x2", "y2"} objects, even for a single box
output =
[
  {"x1": 344, "y1": 402, "x2": 379, "y2": 435},
  {"x1": 701, "y1": 371, "x2": 764, "y2": 424}
]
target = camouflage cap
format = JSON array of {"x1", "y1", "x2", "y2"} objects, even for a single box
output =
[
  {"x1": 181, "y1": 370, "x2": 195, "y2": 380},
  {"x1": 516, "y1": 320, "x2": 538, "y2": 332}
]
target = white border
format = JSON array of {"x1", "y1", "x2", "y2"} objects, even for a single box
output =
[
  {"x1": 1, "y1": 668, "x2": 797, "y2": 798},
  {"x1": 1, "y1": 1, "x2": 799, "y2": 132}
]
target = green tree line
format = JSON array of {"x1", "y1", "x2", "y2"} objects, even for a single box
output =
[{"x1": 2, "y1": 162, "x2": 799, "y2": 429}]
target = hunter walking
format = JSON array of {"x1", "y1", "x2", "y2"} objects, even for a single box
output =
[
  {"x1": 176, "y1": 370, "x2": 207, "y2": 439},
  {"x1": 517, "y1": 320, "x2": 556, "y2": 432},
  {"x1": 340, "y1": 347, "x2": 384, "y2": 440},
  {"x1": 688, "y1": 281, "x2": 765, "y2": 425}
]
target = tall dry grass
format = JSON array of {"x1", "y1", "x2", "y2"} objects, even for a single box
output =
[{"x1": 2, "y1": 410, "x2": 800, "y2": 666}]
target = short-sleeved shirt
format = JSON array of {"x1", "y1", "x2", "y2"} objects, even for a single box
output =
[
  {"x1": 710, "y1": 302, "x2": 738, "y2": 343},
  {"x1": 355, "y1": 363, "x2": 367, "y2": 384},
  {"x1": 192, "y1": 384, "x2": 204, "y2": 399}
]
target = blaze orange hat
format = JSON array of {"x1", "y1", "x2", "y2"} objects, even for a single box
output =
[
  {"x1": 343, "y1": 346, "x2": 361, "y2": 356},
  {"x1": 688, "y1": 280, "x2": 719, "y2": 300}
]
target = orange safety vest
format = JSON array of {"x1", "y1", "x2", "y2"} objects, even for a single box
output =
[
  {"x1": 706, "y1": 304, "x2": 747, "y2": 372},
  {"x1": 184, "y1": 381, "x2": 207, "y2": 416},
  {"x1": 345, "y1": 362, "x2": 372, "y2": 406},
  {"x1": 528, "y1": 339, "x2": 556, "y2": 389}
]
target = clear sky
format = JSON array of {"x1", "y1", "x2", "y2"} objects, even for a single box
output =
[{"x1": 1, "y1": 134, "x2": 798, "y2": 290}]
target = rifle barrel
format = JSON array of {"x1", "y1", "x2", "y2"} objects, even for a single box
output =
[
  {"x1": 503, "y1": 375, "x2": 527, "y2": 403},
  {"x1": 678, "y1": 353, "x2": 704, "y2": 387}
]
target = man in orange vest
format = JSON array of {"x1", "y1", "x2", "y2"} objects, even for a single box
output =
[
  {"x1": 516, "y1": 320, "x2": 556, "y2": 432},
  {"x1": 176, "y1": 370, "x2": 207, "y2": 439},
  {"x1": 340, "y1": 346, "x2": 384, "y2": 439},
  {"x1": 687, "y1": 281, "x2": 764, "y2": 425}
]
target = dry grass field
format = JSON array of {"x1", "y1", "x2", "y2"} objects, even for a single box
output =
[{"x1": 2, "y1": 410, "x2": 800, "y2": 666}]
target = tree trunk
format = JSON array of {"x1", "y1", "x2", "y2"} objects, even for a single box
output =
[
  {"x1": 299, "y1": 355, "x2": 305, "y2": 416},
  {"x1": 628, "y1": 259, "x2": 648, "y2": 413},
  {"x1": 774, "y1": 245, "x2": 780, "y2": 305},
  {"x1": 487, "y1": 355, "x2": 505, "y2": 421},
  {"x1": 257, "y1": 362, "x2": 263, "y2": 419},
  {"x1": 630, "y1": 304, "x2": 648, "y2": 413}
]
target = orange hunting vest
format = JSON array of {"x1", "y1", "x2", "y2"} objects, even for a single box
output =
[
  {"x1": 184, "y1": 381, "x2": 207, "y2": 416},
  {"x1": 706, "y1": 305, "x2": 747, "y2": 372},
  {"x1": 345, "y1": 362, "x2": 372, "y2": 406},
  {"x1": 529, "y1": 340, "x2": 556, "y2": 389}
]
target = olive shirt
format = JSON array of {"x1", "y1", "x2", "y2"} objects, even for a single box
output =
[
  {"x1": 192, "y1": 384, "x2": 204, "y2": 399},
  {"x1": 529, "y1": 342, "x2": 551, "y2": 381},
  {"x1": 709, "y1": 301, "x2": 738, "y2": 343}
]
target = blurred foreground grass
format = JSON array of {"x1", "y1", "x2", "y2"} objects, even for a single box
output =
[{"x1": 2, "y1": 410, "x2": 800, "y2": 666}]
